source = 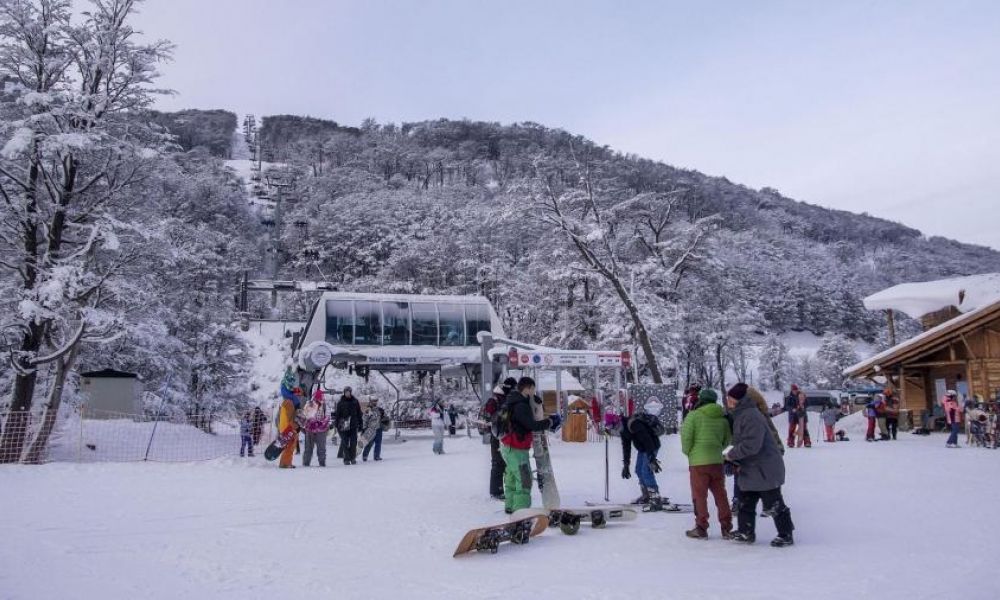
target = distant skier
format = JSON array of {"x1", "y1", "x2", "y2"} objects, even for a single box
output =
[
  {"x1": 302, "y1": 389, "x2": 330, "y2": 467},
  {"x1": 620, "y1": 407, "x2": 665, "y2": 509},
  {"x1": 680, "y1": 388, "x2": 732, "y2": 539},
  {"x1": 239, "y1": 411, "x2": 254, "y2": 457},
  {"x1": 361, "y1": 397, "x2": 388, "y2": 462},
  {"x1": 334, "y1": 387, "x2": 363, "y2": 465},
  {"x1": 784, "y1": 384, "x2": 801, "y2": 446},
  {"x1": 430, "y1": 400, "x2": 447, "y2": 454},
  {"x1": 793, "y1": 391, "x2": 812, "y2": 448},
  {"x1": 447, "y1": 404, "x2": 458, "y2": 436},
  {"x1": 942, "y1": 390, "x2": 962, "y2": 448},
  {"x1": 820, "y1": 402, "x2": 840, "y2": 443},
  {"x1": 499, "y1": 377, "x2": 561, "y2": 513},
  {"x1": 481, "y1": 377, "x2": 516, "y2": 499},
  {"x1": 251, "y1": 406, "x2": 267, "y2": 446},
  {"x1": 725, "y1": 383, "x2": 796, "y2": 548}
]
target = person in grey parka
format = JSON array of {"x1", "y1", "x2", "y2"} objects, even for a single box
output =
[{"x1": 724, "y1": 383, "x2": 796, "y2": 548}]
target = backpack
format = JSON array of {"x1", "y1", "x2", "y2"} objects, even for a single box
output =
[
  {"x1": 490, "y1": 401, "x2": 513, "y2": 439},
  {"x1": 634, "y1": 412, "x2": 665, "y2": 437}
]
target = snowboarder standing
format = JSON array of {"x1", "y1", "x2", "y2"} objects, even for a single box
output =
[
  {"x1": 430, "y1": 399, "x2": 446, "y2": 454},
  {"x1": 942, "y1": 390, "x2": 962, "y2": 448},
  {"x1": 362, "y1": 397, "x2": 388, "y2": 462},
  {"x1": 277, "y1": 386, "x2": 302, "y2": 469},
  {"x1": 620, "y1": 408, "x2": 665, "y2": 509},
  {"x1": 680, "y1": 388, "x2": 733, "y2": 539},
  {"x1": 481, "y1": 377, "x2": 516, "y2": 500},
  {"x1": 334, "y1": 387, "x2": 363, "y2": 465},
  {"x1": 302, "y1": 389, "x2": 330, "y2": 467},
  {"x1": 239, "y1": 411, "x2": 254, "y2": 457},
  {"x1": 499, "y1": 377, "x2": 561, "y2": 514},
  {"x1": 725, "y1": 383, "x2": 796, "y2": 547}
]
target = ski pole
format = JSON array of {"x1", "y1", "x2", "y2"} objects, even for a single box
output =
[{"x1": 604, "y1": 430, "x2": 610, "y2": 502}]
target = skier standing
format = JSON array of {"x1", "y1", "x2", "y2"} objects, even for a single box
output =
[
  {"x1": 430, "y1": 400, "x2": 446, "y2": 454},
  {"x1": 302, "y1": 389, "x2": 330, "y2": 467},
  {"x1": 239, "y1": 411, "x2": 254, "y2": 457},
  {"x1": 334, "y1": 387, "x2": 363, "y2": 465},
  {"x1": 725, "y1": 383, "x2": 796, "y2": 547},
  {"x1": 784, "y1": 385, "x2": 801, "y2": 446},
  {"x1": 680, "y1": 388, "x2": 733, "y2": 539},
  {"x1": 362, "y1": 397, "x2": 388, "y2": 462},
  {"x1": 620, "y1": 408, "x2": 665, "y2": 509},
  {"x1": 499, "y1": 377, "x2": 561, "y2": 513},
  {"x1": 942, "y1": 390, "x2": 962, "y2": 448},
  {"x1": 481, "y1": 377, "x2": 516, "y2": 499}
]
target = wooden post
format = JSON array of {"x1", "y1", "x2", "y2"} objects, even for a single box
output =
[{"x1": 886, "y1": 310, "x2": 897, "y2": 347}]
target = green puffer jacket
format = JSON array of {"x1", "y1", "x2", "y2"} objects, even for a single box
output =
[{"x1": 681, "y1": 402, "x2": 732, "y2": 466}]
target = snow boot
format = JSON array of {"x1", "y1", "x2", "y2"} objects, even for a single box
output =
[
  {"x1": 770, "y1": 534, "x2": 795, "y2": 548},
  {"x1": 721, "y1": 529, "x2": 734, "y2": 540},
  {"x1": 632, "y1": 485, "x2": 650, "y2": 505},
  {"x1": 730, "y1": 531, "x2": 755, "y2": 544},
  {"x1": 685, "y1": 527, "x2": 708, "y2": 539},
  {"x1": 646, "y1": 491, "x2": 664, "y2": 511}
]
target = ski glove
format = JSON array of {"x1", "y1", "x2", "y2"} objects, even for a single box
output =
[
  {"x1": 621, "y1": 465, "x2": 631, "y2": 480},
  {"x1": 648, "y1": 456, "x2": 662, "y2": 473},
  {"x1": 548, "y1": 414, "x2": 562, "y2": 432}
]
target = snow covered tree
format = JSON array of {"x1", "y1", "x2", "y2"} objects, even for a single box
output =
[
  {"x1": 815, "y1": 334, "x2": 860, "y2": 389},
  {"x1": 757, "y1": 334, "x2": 791, "y2": 391}
]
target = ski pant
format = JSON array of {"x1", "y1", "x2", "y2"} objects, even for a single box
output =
[
  {"x1": 866, "y1": 417, "x2": 876, "y2": 440},
  {"x1": 786, "y1": 420, "x2": 797, "y2": 447},
  {"x1": 635, "y1": 451, "x2": 659, "y2": 493},
  {"x1": 500, "y1": 445, "x2": 532, "y2": 513},
  {"x1": 432, "y1": 425, "x2": 445, "y2": 454},
  {"x1": 363, "y1": 428, "x2": 383, "y2": 460},
  {"x1": 689, "y1": 464, "x2": 732, "y2": 532},
  {"x1": 737, "y1": 487, "x2": 794, "y2": 538},
  {"x1": 240, "y1": 435, "x2": 254, "y2": 456},
  {"x1": 303, "y1": 431, "x2": 327, "y2": 466},
  {"x1": 877, "y1": 417, "x2": 888, "y2": 438},
  {"x1": 796, "y1": 421, "x2": 811, "y2": 447},
  {"x1": 489, "y1": 435, "x2": 506, "y2": 497},
  {"x1": 279, "y1": 434, "x2": 296, "y2": 467},
  {"x1": 947, "y1": 422, "x2": 960, "y2": 446},
  {"x1": 824, "y1": 424, "x2": 835, "y2": 442},
  {"x1": 886, "y1": 418, "x2": 898, "y2": 440},
  {"x1": 340, "y1": 429, "x2": 358, "y2": 462}
]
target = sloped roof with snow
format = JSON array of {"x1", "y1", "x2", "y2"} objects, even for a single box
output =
[
  {"x1": 845, "y1": 297, "x2": 1000, "y2": 377},
  {"x1": 863, "y1": 273, "x2": 1000, "y2": 320}
]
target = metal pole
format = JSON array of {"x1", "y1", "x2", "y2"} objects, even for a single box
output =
[{"x1": 604, "y1": 429, "x2": 610, "y2": 502}]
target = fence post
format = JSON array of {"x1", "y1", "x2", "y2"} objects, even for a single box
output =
[{"x1": 144, "y1": 415, "x2": 159, "y2": 462}]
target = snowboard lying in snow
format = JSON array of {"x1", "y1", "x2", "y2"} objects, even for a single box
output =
[
  {"x1": 263, "y1": 425, "x2": 297, "y2": 461},
  {"x1": 547, "y1": 506, "x2": 638, "y2": 535},
  {"x1": 453, "y1": 509, "x2": 549, "y2": 557}
]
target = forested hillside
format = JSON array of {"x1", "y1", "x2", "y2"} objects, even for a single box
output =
[
  {"x1": 148, "y1": 109, "x2": 237, "y2": 158},
  {"x1": 260, "y1": 115, "x2": 1000, "y2": 387}
]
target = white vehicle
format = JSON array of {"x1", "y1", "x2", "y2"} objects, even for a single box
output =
[{"x1": 295, "y1": 292, "x2": 506, "y2": 373}]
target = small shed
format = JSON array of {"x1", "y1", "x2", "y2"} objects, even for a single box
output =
[
  {"x1": 80, "y1": 369, "x2": 143, "y2": 417},
  {"x1": 562, "y1": 397, "x2": 593, "y2": 443}
]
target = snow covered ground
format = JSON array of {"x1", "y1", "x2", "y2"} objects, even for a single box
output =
[{"x1": 2, "y1": 423, "x2": 996, "y2": 600}]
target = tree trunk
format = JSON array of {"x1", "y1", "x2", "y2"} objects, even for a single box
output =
[
  {"x1": 715, "y1": 344, "x2": 726, "y2": 394},
  {"x1": 24, "y1": 344, "x2": 79, "y2": 465}
]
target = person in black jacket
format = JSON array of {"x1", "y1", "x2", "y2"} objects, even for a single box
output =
[
  {"x1": 499, "y1": 377, "x2": 561, "y2": 514},
  {"x1": 620, "y1": 411, "x2": 664, "y2": 508},
  {"x1": 334, "y1": 387, "x2": 364, "y2": 465},
  {"x1": 481, "y1": 377, "x2": 516, "y2": 500}
]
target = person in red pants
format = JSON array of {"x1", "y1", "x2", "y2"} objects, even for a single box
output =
[
  {"x1": 784, "y1": 385, "x2": 800, "y2": 446},
  {"x1": 681, "y1": 388, "x2": 733, "y2": 539}
]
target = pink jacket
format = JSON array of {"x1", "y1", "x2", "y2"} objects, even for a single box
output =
[{"x1": 941, "y1": 397, "x2": 961, "y2": 425}]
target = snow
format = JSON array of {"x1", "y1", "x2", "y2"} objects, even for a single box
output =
[
  {"x1": 863, "y1": 273, "x2": 1000, "y2": 319},
  {"x1": 1, "y1": 126, "x2": 33, "y2": 158},
  {"x1": 2, "y1": 428, "x2": 997, "y2": 600}
]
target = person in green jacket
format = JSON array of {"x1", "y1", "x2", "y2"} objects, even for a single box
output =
[{"x1": 681, "y1": 388, "x2": 733, "y2": 539}]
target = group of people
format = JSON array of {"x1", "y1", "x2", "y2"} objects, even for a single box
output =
[
  {"x1": 259, "y1": 372, "x2": 390, "y2": 468},
  {"x1": 238, "y1": 406, "x2": 269, "y2": 457},
  {"x1": 862, "y1": 388, "x2": 901, "y2": 442}
]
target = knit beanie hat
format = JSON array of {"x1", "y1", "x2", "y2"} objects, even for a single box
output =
[
  {"x1": 697, "y1": 389, "x2": 719, "y2": 404},
  {"x1": 727, "y1": 383, "x2": 749, "y2": 401}
]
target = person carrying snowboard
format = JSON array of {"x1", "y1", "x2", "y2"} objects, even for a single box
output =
[
  {"x1": 481, "y1": 377, "x2": 516, "y2": 500},
  {"x1": 302, "y1": 389, "x2": 330, "y2": 467},
  {"x1": 499, "y1": 377, "x2": 561, "y2": 514},
  {"x1": 725, "y1": 383, "x2": 796, "y2": 547},
  {"x1": 681, "y1": 388, "x2": 732, "y2": 539},
  {"x1": 334, "y1": 387, "x2": 363, "y2": 465},
  {"x1": 277, "y1": 386, "x2": 302, "y2": 469},
  {"x1": 620, "y1": 407, "x2": 665, "y2": 509},
  {"x1": 362, "y1": 397, "x2": 388, "y2": 462}
]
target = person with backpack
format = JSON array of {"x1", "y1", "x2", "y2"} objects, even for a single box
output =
[
  {"x1": 620, "y1": 408, "x2": 666, "y2": 509},
  {"x1": 361, "y1": 397, "x2": 389, "y2": 462},
  {"x1": 681, "y1": 388, "x2": 733, "y2": 539},
  {"x1": 482, "y1": 377, "x2": 516, "y2": 500},
  {"x1": 334, "y1": 387, "x2": 363, "y2": 465},
  {"x1": 942, "y1": 390, "x2": 962, "y2": 448},
  {"x1": 725, "y1": 383, "x2": 796, "y2": 548},
  {"x1": 498, "y1": 377, "x2": 561, "y2": 514}
]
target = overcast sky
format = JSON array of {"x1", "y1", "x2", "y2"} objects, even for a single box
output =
[{"x1": 134, "y1": 0, "x2": 1000, "y2": 250}]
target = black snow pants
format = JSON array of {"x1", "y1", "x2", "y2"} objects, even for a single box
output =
[
  {"x1": 490, "y1": 435, "x2": 506, "y2": 497},
  {"x1": 340, "y1": 429, "x2": 358, "y2": 463},
  {"x1": 737, "y1": 487, "x2": 794, "y2": 538}
]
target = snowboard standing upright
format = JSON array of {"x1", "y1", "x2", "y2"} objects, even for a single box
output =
[{"x1": 531, "y1": 395, "x2": 560, "y2": 510}]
